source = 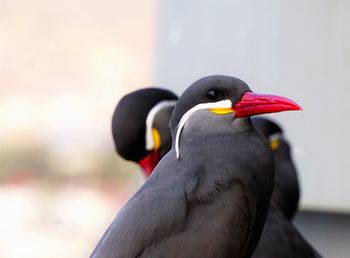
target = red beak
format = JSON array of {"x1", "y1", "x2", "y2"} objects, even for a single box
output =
[
  {"x1": 137, "y1": 150, "x2": 160, "y2": 177},
  {"x1": 233, "y1": 92, "x2": 302, "y2": 118}
]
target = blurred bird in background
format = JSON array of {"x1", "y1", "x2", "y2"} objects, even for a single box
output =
[
  {"x1": 251, "y1": 118, "x2": 321, "y2": 257},
  {"x1": 252, "y1": 117, "x2": 300, "y2": 220},
  {"x1": 112, "y1": 88, "x2": 177, "y2": 177}
]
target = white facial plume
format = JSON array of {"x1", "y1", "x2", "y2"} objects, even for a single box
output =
[
  {"x1": 175, "y1": 100, "x2": 232, "y2": 159},
  {"x1": 145, "y1": 100, "x2": 177, "y2": 151}
]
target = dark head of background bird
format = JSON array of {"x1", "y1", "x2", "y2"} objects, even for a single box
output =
[
  {"x1": 252, "y1": 117, "x2": 283, "y2": 138},
  {"x1": 252, "y1": 117, "x2": 300, "y2": 220},
  {"x1": 112, "y1": 88, "x2": 177, "y2": 177}
]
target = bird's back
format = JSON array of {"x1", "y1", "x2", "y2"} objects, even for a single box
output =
[
  {"x1": 272, "y1": 138, "x2": 300, "y2": 219},
  {"x1": 252, "y1": 205, "x2": 322, "y2": 258},
  {"x1": 91, "y1": 130, "x2": 273, "y2": 258}
]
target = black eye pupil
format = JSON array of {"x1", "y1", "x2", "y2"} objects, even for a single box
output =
[{"x1": 207, "y1": 90, "x2": 218, "y2": 101}]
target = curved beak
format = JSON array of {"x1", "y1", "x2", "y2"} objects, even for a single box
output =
[{"x1": 233, "y1": 92, "x2": 302, "y2": 118}]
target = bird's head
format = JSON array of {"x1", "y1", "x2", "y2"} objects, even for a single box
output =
[
  {"x1": 170, "y1": 75, "x2": 302, "y2": 159},
  {"x1": 252, "y1": 117, "x2": 286, "y2": 151},
  {"x1": 112, "y1": 88, "x2": 178, "y2": 177}
]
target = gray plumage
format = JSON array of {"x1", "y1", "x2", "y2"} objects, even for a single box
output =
[
  {"x1": 252, "y1": 117, "x2": 300, "y2": 220},
  {"x1": 251, "y1": 118, "x2": 322, "y2": 257},
  {"x1": 253, "y1": 205, "x2": 322, "y2": 258},
  {"x1": 91, "y1": 75, "x2": 274, "y2": 258}
]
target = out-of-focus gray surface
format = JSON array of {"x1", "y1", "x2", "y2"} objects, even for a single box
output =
[
  {"x1": 154, "y1": 0, "x2": 350, "y2": 212},
  {"x1": 294, "y1": 211, "x2": 350, "y2": 258}
]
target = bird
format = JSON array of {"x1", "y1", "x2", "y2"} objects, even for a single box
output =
[
  {"x1": 252, "y1": 204, "x2": 322, "y2": 258},
  {"x1": 109, "y1": 87, "x2": 321, "y2": 258},
  {"x1": 112, "y1": 88, "x2": 178, "y2": 177},
  {"x1": 251, "y1": 118, "x2": 322, "y2": 258},
  {"x1": 252, "y1": 117, "x2": 300, "y2": 220},
  {"x1": 113, "y1": 93, "x2": 300, "y2": 219},
  {"x1": 91, "y1": 75, "x2": 302, "y2": 258}
]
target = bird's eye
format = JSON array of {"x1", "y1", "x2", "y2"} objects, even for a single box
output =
[{"x1": 207, "y1": 90, "x2": 219, "y2": 101}]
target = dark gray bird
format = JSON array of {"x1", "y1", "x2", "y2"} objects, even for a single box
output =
[
  {"x1": 112, "y1": 88, "x2": 178, "y2": 176},
  {"x1": 91, "y1": 75, "x2": 301, "y2": 258},
  {"x1": 252, "y1": 117, "x2": 300, "y2": 220},
  {"x1": 109, "y1": 87, "x2": 321, "y2": 258},
  {"x1": 252, "y1": 204, "x2": 322, "y2": 258},
  {"x1": 251, "y1": 118, "x2": 322, "y2": 258}
]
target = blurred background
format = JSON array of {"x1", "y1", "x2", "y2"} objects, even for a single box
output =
[{"x1": 1, "y1": 0, "x2": 349, "y2": 257}]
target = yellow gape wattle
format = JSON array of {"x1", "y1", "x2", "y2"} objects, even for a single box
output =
[
  {"x1": 270, "y1": 139, "x2": 280, "y2": 150},
  {"x1": 210, "y1": 108, "x2": 234, "y2": 115},
  {"x1": 152, "y1": 128, "x2": 161, "y2": 150}
]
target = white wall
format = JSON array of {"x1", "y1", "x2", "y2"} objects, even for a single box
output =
[{"x1": 153, "y1": 0, "x2": 350, "y2": 212}]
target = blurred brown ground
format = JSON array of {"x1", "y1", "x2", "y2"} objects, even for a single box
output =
[{"x1": 0, "y1": 0, "x2": 155, "y2": 257}]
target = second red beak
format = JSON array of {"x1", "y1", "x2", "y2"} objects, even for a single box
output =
[{"x1": 138, "y1": 150, "x2": 160, "y2": 177}]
